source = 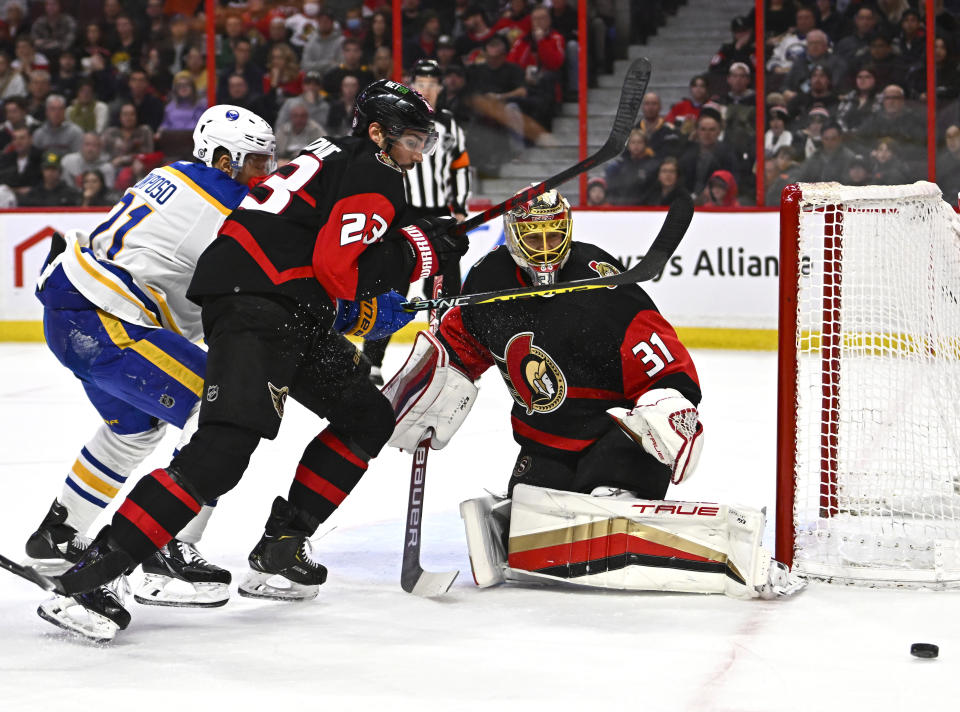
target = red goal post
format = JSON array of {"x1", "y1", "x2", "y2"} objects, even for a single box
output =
[{"x1": 776, "y1": 181, "x2": 960, "y2": 588}]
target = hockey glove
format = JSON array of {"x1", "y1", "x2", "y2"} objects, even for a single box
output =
[
  {"x1": 334, "y1": 289, "x2": 416, "y2": 340},
  {"x1": 400, "y1": 216, "x2": 465, "y2": 281},
  {"x1": 607, "y1": 388, "x2": 704, "y2": 484}
]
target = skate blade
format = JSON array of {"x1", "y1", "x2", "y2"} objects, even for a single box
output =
[
  {"x1": 36, "y1": 596, "x2": 118, "y2": 644},
  {"x1": 134, "y1": 574, "x2": 229, "y2": 608},
  {"x1": 237, "y1": 570, "x2": 318, "y2": 601}
]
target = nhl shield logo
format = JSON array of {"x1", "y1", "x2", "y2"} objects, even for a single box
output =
[
  {"x1": 159, "y1": 394, "x2": 176, "y2": 408},
  {"x1": 268, "y1": 382, "x2": 289, "y2": 418},
  {"x1": 206, "y1": 384, "x2": 219, "y2": 402},
  {"x1": 494, "y1": 332, "x2": 566, "y2": 415}
]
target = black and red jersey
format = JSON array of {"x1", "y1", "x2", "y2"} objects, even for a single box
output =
[
  {"x1": 188, "y1": 135, "x2": 416, "y2": 320},
  {"x1": 437, "y1": 242, "x2": 701, "y2": 456}
]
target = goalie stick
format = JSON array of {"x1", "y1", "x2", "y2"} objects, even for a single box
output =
[
  {"x1": 404, "y1": 188, "x2": 694, "y2": 312},
  {"x1": 400, "y1": 275, "x2": 459, "y2": 597}
]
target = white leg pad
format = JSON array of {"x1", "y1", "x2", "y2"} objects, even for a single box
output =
[
  {"x1": 505, "y1": 485, "x2": 805, "y2": 599},
  {"x1": 459, "y1": 495, "x2": 511, "y2": 587}
]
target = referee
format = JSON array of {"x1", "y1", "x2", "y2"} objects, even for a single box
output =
[{"x1": 363, "y1": 58, "x2": 472, "y2": 385}]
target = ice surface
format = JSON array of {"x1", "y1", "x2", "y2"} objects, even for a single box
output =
[{"x1": 0, "y1": 343, "x2": 955, "y2": 710}]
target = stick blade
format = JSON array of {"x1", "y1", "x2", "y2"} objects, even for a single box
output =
[
  {"x1": 601, "y1": 57, "x2": 652, "y2": 158},
  {"x1": 628, "y1": 189, "x2": 694, "y2": 282},
  {"x1": 0, "y1": 552, "x2": 59, "y2": 592},
  {"x1": 402, "y1": 566, "x2": 459, "y2": 597}
]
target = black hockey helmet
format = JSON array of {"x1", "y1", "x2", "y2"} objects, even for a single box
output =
[
  {"x1": 352, "y1": 78, "x2": 438, "y2": 154},
  {"x1": 411, "y1": 58, "x2": 442, "y2": 80}
]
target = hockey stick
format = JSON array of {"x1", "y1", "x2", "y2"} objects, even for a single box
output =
[
  {"x1": 0, "y1": 552, "x2": 60, "y2": 592},
  {"x1": 400, "y1": 275, "x2": 459, "y2": 597},
  {"x1": 404, "y1": 188, "x2": 694, "y2": 312},
  {"x1": 445, "y1": 57, "x2": 652, "y2": 242}
]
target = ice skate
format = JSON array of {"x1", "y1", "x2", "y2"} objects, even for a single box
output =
[
  {"x1": 238, "y1": 497, "x2": 327, "y2": 601},
  {"x1": 37, "y1": 579, "x2": 131, "y2": 644},
  {"x1": 24, "y1": 499, "x2": 89, "y2": 573},
  {"x1": 135, "y1": 539, "x2": 231, "y2": 608}
]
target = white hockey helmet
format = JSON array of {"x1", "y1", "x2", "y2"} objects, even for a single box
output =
[
  {"x1": 192, "y1": 105, "x2": 276, "y2": 178},
  {"x1": 503, "y1": 188, "x2": 572, "y2": 285}
]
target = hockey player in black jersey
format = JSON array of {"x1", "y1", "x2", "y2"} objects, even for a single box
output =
[
  {"x1": 46, "y1": 79, "x2": 471, "y2": 615},
  {"x1": 384, "y1": 190, "x2": 804, "y2": 600},
  {"x1": 362, "y1": 59, "x2": 471, "y2": 385}
]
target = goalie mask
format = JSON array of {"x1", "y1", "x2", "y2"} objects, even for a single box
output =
[{"x1": 503, "y1": 189, "x2": 572, "y2": 285}]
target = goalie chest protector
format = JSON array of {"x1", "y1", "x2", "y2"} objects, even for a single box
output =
[{"x1": 438, "y1": 243, "x2": 701, "y2": 452}]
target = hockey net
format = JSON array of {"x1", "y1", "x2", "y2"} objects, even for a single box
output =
[{"x1": 776, "y1": 182, "x2": 960, "y2": 588}]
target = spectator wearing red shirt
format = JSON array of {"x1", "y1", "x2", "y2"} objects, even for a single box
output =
[
  {"x1": 507, "y1": 4, "x2": 565, "y2": 112},
  {"x1": 455, "y1": 6, "x2": 496, "y2": 65},
  {"x1": 666, "y1": 75, "x2": 710, "y2": 138},
  {"x1": 491, "y1": 0, "x2": 533, "y2": 45}
]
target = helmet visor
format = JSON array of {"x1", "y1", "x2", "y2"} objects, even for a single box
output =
[{"x1": 390, "y1": 127, "x2": 439, "y2": 156}]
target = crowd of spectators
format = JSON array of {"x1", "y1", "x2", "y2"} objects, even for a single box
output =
[
  {"x1": 0, "y1": 0, "x2": 635, "y2": 206},
  {"x1": 599, "y1": 0, "x2": 960, "y2": 207}
]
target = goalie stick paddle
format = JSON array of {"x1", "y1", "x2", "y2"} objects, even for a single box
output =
[
  {"x1": 0, "y1": 552, "x2": 60, "y2": 592},
  {"x1": 404, "y1": 188, "x2": 694, "y2": 312},
  {"x1": 443, "y1": 57, "x2": 652, "y2": 242},
  {"x1": 400, "y1": 275, "x2": 459, "y2": 597}
]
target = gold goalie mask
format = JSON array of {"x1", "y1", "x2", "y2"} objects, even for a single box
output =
[{"x1": 503, "y1": 188, "x2": 572, "y2": 285}]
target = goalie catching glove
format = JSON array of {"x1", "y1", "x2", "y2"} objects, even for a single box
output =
[
  {"x1": 383, "y1": 330, "x2": 477, "y2": 450},
  {"x1": 334, "y1": 289, "x2": 414, "y2": 340},
  {"x1": 607, "y1": 388, "x2": 704, "y2": 484}
]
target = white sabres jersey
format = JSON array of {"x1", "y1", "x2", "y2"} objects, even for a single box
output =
[{"x1": 54, "y1": 161, "x2": 249, "y2": 343}]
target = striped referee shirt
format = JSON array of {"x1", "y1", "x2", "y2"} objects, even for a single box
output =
[{"x1": 404, "y1": 109, "x2": 471, "y2": 214}]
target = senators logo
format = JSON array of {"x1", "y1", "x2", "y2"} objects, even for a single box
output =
[
  {"x1": 376, "y1": 150, "x2": 401, "y2": 172},
  {"x1": 588, "y1": 260, "x2": 620, "y2": 288},
  {"x1": 268, "y1": 382, "x2": 289, "y2": 419},
  {"x1": 494, "y1": 332, "x2": 566, "y2": 415}
]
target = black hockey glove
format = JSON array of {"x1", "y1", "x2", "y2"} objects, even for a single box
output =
[{"x1": 399, "y1": 216, "x2": 465, "y2": 282}]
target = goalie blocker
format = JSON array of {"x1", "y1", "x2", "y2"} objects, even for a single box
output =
[{"x1": 460, "y1": 485, "x2": 805, "y2": 599}]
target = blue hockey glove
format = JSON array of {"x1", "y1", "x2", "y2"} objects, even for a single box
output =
[{"x1": 334, "y1": 290, "x2": 415, "y2": 340}]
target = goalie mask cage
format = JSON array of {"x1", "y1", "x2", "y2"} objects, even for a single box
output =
[{"x1": 776, "y1": 182, "x2": 960, "y2": 588}]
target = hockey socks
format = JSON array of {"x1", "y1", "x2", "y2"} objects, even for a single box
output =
[
  {"x1": 111, "y1": 468, "x2": 203, "y2": 565},
  {"x1": 288, "y1": 427, "x2": 370, "y2": 527}
]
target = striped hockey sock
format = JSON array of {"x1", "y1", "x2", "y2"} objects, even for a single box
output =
[
  {"x1": 288, "y1": 428, "x2": 370, "y2": 529},
  {"x1": 111, "y1": 468, "x2": 202, "y2": 563}
]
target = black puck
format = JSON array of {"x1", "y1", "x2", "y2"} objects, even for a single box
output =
[{"x1": 910, "y1": 643, "x2": 939, "y2": 659}]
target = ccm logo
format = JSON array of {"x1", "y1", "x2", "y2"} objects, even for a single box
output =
[{"x1": 631, "y1": 503, "x2": 720, "y2": 516}]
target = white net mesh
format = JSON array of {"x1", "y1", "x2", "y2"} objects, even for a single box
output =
[{"x1": 789, "y1": 182, "x2": 960, "y2": 587}]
